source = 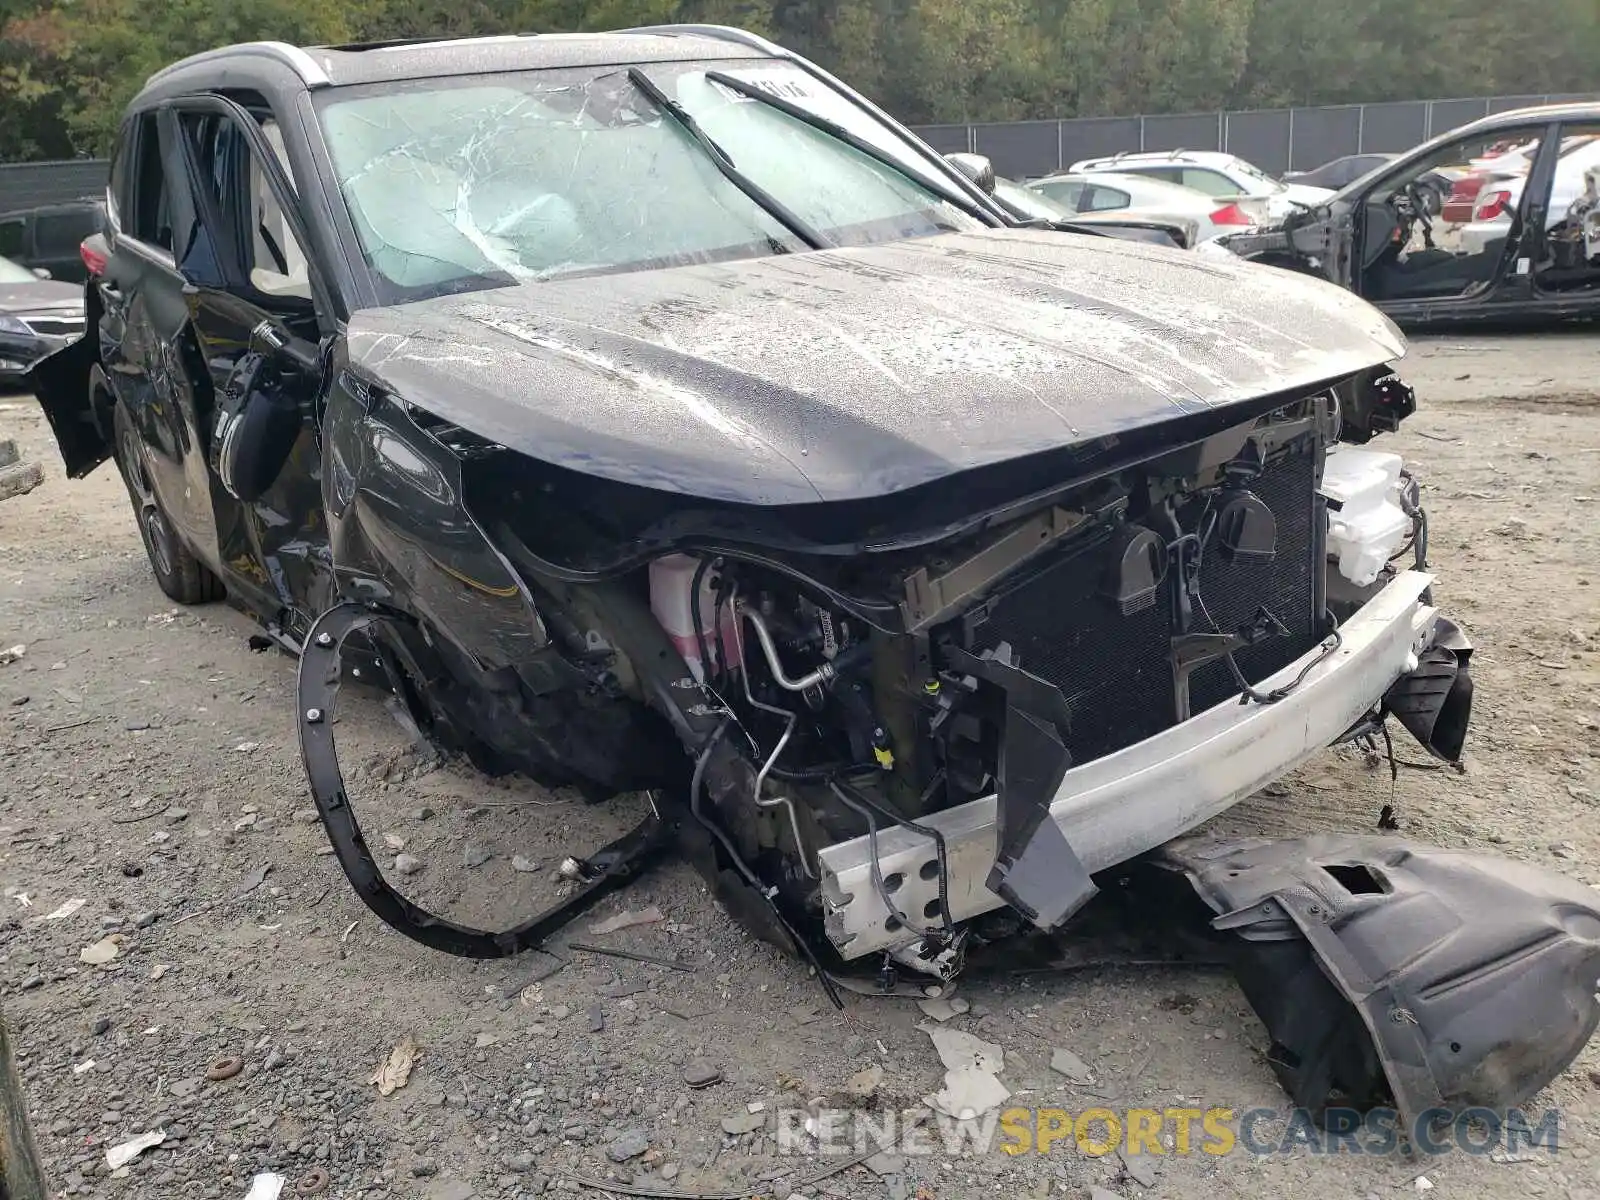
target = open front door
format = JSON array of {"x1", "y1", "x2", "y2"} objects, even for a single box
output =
[
  {"x1": 1355, "y1": 122, "x2": 1552, "y2": 307},
  {"x1": 165, "y1": 93, "x2": 337, "y2": 635},
  {"x1": 27, "y1": 302, "x2": 108, "y2": 477}
]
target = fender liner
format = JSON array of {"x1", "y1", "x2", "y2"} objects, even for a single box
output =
[
  {"x1": 295, "y1": 600, "x2": 673, "y2": 958},
  {"x1": 1140, "y1": 835, "x2": 1600, "y2": 1130}
]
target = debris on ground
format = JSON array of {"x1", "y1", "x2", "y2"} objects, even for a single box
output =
[
  {"x1": 370, "y1": 1035, "x2": 418, "y2": 1095},
  {"x1": 242, "y1": 1173, "x2": 287, "y2": 1200},
  {"x1": 916, "y1": 995, "x2": 970, "y2": 1022},
  {"x1": 605, "y1": 1128, "x2": 650, "y2": 1162},
  {"x1": 921, "y1": 1022, "x2": 1010, "y2": 1119},
  {"x1": 590, "y1": 906, "x2": 666, "y2": 935},
  {"x1": 683, "y1": 1060, "x2": 723, "y2": 1088},
  {"x1": 234, "y1": 863, "x2": 272, "y2": 898},
  {"x1": 105, "y1": 1129, "x2": 165, "y2": 1169},
  {"x1": 78, "y1": 935, "x2": 121, "y2": 965},
  {"x1": 39, "y1": 897, "x2": 85, "y2": 921},
  {"x1": 0, "y1": 644, "x2": 24, "y2": 666},
  {"x1": 843, "y1": 1063, "x2": 883, "y2": 1100},
  {"x1": 394, "y1": 853, "x2": 423, "y2": 875},
  {"x1": 206, "y1": 1055, "x2": 244, "y2": 1081},
  {"x1": 1049, "y1": 1047, "x2": 1095, "y2": 1084},
  {"x1": 721, "y1": 1109, "x2": 766, "y2": 1135},
  {"x1": 1119, "y1": 1148, "x2": 1158, "y2": 1188}
]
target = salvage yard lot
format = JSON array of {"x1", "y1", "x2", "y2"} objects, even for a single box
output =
[{"x1": 1, "y1": 332, "x2": 1598, "y2": 1200}]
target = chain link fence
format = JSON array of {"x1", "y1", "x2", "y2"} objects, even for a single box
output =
[{"x1": 4, "y1": 94, "x2": 1598, "y2": 211}]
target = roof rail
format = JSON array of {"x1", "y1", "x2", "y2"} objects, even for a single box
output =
[
  {"x1": 616, "y1": 23, "x2": 787, "y2": 55},
  {"x1": 313, "y1": 34, "x2": 538, "y2": 52},
  {"x1": 144, "y1": 41, "x2": 331, "y2": 89}
]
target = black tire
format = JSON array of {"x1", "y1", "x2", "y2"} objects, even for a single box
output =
[{"x1": 113, "y1": 401, "x2": 225, "y2": 605}]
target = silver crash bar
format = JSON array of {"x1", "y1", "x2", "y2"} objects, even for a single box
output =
[{"x1": 817, "y1": 570, "x2": 1440, "y2": 959}]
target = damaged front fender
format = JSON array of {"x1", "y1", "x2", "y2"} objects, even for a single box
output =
[
  {"x1": 295, "y1": 600, "x2": 676, "y2": 958},
  {"x1": 1145, "y1": 835, "x2": 1600, "y2": 1128}
]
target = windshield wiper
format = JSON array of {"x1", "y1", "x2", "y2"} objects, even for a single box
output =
[
  {"x1": 703, "y1": 71, "x2": 997, "y2": 225},
  {"x1": 624, "y1": 67, "x2": 824, "y2": 252}
]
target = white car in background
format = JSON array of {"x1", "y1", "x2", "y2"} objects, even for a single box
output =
[
  {"x1": 1067, "y1": 150, "x2": 1335, "y2": 221},
  {"x1": 1026, "y1": 170, "x2": 1262, "y2": 243},
  {"x1": 1457, "y1": 134, "x2": 1600, "y2": 255}
]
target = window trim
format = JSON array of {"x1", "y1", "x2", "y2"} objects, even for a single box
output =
[{"x1": 163, "y1": 92, "x2": 334, "y2": 329}]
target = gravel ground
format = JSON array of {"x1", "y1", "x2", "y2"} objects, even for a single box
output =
[{"x1": 1, "y1": 331, "x2": 1598, "y2": 1200}]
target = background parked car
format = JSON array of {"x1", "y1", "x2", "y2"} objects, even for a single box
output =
[
  {"x1": 1204, "y1": 102, "x2": 1600, "y2": 324},
  {"x1": 1456, "y1": 134, "x2": 1600, "y2": 254},
  {"x1": 1283, "y1": 153, "x2": 1396, "y2": 189},
  {"x1": 990, "y1": 174, "x2": 1198, "y2": 247},
  {"x1": 1026, "y1": 170, "x2": 1259, "y2": 242},
  {"x1": 0, "y1": 199, "x2": 105, "y2": 284},
  {"x1": 1067, "y1": 150, "x2": 1336, "y2": 220},
  {"x1": 0, "y1": 252, "x2": 86, "y2": 382}
]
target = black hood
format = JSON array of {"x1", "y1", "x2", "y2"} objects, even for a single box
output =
[{"x1": 347, "y1": 229, "x2": 1405, "y2": 505}]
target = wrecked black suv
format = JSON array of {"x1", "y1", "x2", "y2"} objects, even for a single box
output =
[{"x1": 32, "y1": 24, "x2": 1600, "y2": 1129}]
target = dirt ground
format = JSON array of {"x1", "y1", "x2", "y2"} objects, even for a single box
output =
[{"x1": 1, "y1": 330, "x2": 1598, "y2": 1200}]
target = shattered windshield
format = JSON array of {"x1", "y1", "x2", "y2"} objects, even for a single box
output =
[{"x1": 315, "y1": 61, "x2": 983, "y2": 302}]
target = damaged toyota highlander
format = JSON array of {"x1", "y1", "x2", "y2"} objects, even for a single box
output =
[{"x1": 32, "y1": 27, "x2": 1600, "y2": 1128}]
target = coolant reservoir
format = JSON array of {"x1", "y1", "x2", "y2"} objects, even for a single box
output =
[
  {"x1": 649, "y1": 555, "x2": 737, "y2": 683},
  {"x1": 1319, "y1": 447, "x2": 1413, "y2": 587}
]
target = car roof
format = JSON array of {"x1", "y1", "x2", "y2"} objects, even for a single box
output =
[
  {"x1": 1070, "y1": 150, "x2": 1240, "y2": 170},
  {"x1": 142, "y1": 28, "x2": 771, "y2": 93},
  {"x1": 1033, "y1": 171, "x2": 1212, "y2": 200},
  {"x1": 1467, "y1": 101, "x2": 1600, "y2": 127}
]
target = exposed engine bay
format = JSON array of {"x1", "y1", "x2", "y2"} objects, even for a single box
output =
[
  {"x1": 289, "y1": 363, "x2": 1600, "y2": 1124},
  {"x1": 301, "y1": 372, "x2": 1470, "y2": 981}
]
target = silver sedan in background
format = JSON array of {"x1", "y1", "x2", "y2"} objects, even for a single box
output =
[{"x1": 1026, "y1": 170, "x2": 1267, "y2": 243}]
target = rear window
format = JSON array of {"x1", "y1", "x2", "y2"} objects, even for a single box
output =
[
  {"x1": 1082, "y1": 184, "x2": 1130, "y2": 211},
  {"x1": 35, "y1": 210, "x2": 99, "y2": 254}
]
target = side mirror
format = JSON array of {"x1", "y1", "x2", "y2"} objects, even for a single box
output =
[
  {"x1": 31, "y1": 267, "x2": 50, "y2": 280},
  {"x1": 945, "y1": 153, "x2": 997, "y2": 195}
]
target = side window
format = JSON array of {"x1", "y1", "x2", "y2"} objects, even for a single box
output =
[
  {"x1": 0, "y1": 218, "x2": 24, "y2": 258},
  {"x1": 1139, "y1": 167, "x2": 1186, "y2": 186},
  {"x1": 35, "y1": 212, "x2": 96, "y2": 255},
  {"x1": 179, "y1": 110, "x2": 312, "y2": 302},
  {"x1": 126, "y1": 113, "x2": 173, "y2": 252},
  {"x1": 1037, "y1": 180, "x2": 1086, "y2": 210},
  {"x1": 1084, "y1": 185, "x2": 1130, "y2": 212},
  {"x1": 1179, "y1": 169, "x2": 1239, "y2": 197}
]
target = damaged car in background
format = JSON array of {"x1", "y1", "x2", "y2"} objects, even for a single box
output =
[
  {"x1": 30, "y1": 26, "x2": 1600, "y2": 1131},
  {"x1": 1205, "y1": 102, "x2": 1600, "y2": 324}
]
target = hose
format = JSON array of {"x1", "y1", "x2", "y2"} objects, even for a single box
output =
[
  {"x1": 830, "y1": 773, "x2": 956, "y2": 939},
  {"x1": 689, "y1": 720, "x2": 842, "y2": 1009}
]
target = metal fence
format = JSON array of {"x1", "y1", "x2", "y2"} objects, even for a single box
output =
[
  {"x1": 0, "y1": 159, "x2": 107, "y2": 212},
  {"x1": 4, "y1": 93, "x2": 1598, "y2": 212},
  {"x1": 914, "y1": 93, "x2": 1600, "y2": 180}
]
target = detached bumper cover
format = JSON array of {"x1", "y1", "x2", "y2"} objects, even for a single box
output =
[{"x1": 819, "y1": 569, "x2": 1447, "y2": 959}]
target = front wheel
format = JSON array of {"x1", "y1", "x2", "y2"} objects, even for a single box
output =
[{"x1": 113, "y1": 401, "x2": 224, "y2": 605}]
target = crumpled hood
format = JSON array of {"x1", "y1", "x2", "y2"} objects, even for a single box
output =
[{"x1": 347, "y1": 228, "x2": 1405, "y2": 505}]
